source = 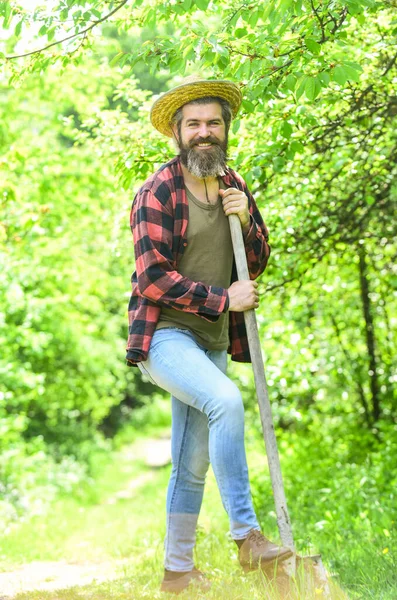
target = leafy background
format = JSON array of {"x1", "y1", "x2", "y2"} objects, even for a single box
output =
[{"x1": 0, "y1": 0, "x2": 396, "y2": 597}]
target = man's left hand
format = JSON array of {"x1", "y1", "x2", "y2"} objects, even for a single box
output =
[{"x1": 219, "y1": 188, "x2": 250, "y2": 233}]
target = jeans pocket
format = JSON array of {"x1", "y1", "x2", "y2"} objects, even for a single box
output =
[{"x1": 137, "y1": 361, "x2": 157, "y2": 386}]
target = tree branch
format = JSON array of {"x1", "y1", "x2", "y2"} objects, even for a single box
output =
[
  {"x1": 358, "y1": 246, "x2": 381, "y2": 423},
  {"x1": 330, "y1": 314, "x2": 372, "y2": 427},
  {"x1": 5, "y1": 0, "x2": 130, "y2": 60},
  {"x1": 223, "y1": 2, "x2": 248, "y2": 31},
  {"x1": 310, "y1": 0, "x2": 326, "y2": 42}
]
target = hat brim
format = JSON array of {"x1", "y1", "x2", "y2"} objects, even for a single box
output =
[{"x1": 150, "y1": 80, "x2": 242, "y2": 137}]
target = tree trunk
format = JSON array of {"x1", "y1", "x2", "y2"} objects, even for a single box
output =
[{"x1": 358, "y1": 246, "x2": 381, "y2": 422}]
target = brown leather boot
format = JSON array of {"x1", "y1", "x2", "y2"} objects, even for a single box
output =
[
  {"x1": 160, "y1": 567, "x2": 211, "y2": 595},
  {"x1": 238, "y1": 529, "x2": 294, "y2": 573}
]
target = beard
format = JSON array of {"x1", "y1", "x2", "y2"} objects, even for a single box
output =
[{"x1": 178, "y1": 134, "x2": 228, "y2": 179}]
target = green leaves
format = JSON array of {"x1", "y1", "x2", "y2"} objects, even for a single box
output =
[
  {"x1": 14, "y1": 18, "x2": 22, "y2": 37},
  {"x1": 1, "y1": 0, "x2": 13, "y2": 29},
  {"x1": 273, "y1": 156, "x2": 286, "y2": 172},
  {"x1": 283, "y1": 73, "x2": 297, "y2": 92},
  {"x1": 47, "y1": 26, "x2": 57, "y2": 42},
  {"x1": 292, "y1": 59, "x2": 362, "y2": 102},
  {"x1": 286, "y1": 139, "x2": 305, "y2": 160},
  {"x1": 345, "y1": 0, "x2": 366, "y2": 15},
  {"x1": 194, "y1": 0, "x2": 210, "y2": 10},
  {"x1": 0, "y1": 58, "x2": 153, "y2": 493},
  {"x1": 332, "y1": 65, "x2": 349, "y2": 86},
  {"x1": 207, "y1": 35, "x2": 229, "y2": 65},
  {"x1": 235, "y1": 28, "x2": 247, "y2": 39},
  {"x1": 241, "y1": 99, "x2": 255, "y2": 114},
  {"x1": 109, "y1": 51, "x2": 125, "y2": 67},
  {"x1": 295, "y1": 75, "x2": 322, "y2": 101},
  {"x1": 0, "y1": 10, "x2": 395, "y2": 582},
  {"x1": 280, "y1": 119, "x2": 293, "y2": 138},
  {"x1": 232, "y1": 118, "x2": 241, "y2": 134},
  {"x1": 304, "y1": 76, "x2": 322, "y2": 101},
  {"x1": 304, "y1": 38, "x2": 321, "y2": 55},
  {"x1": 331, "y1": 62, "x2": 363, "y2": 85}
]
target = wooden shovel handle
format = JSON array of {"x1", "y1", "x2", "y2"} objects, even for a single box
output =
[{"x1": 228, "y1": 214, "x2": 295, "y2": 551}]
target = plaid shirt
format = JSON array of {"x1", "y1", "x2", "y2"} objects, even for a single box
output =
[{"x1": 126, "y1": 156, "x2": 270, "y2": 366}]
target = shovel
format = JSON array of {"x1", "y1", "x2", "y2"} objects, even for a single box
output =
[{"x1": 228, "y1": 214, "x2": 348, "y2": 599}]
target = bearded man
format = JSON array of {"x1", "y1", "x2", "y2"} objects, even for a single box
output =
[{"x1": 126, "y1": 79, "x2": 292, "y2": 594}]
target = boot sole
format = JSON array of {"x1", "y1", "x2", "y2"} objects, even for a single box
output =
[{"x1": 160, "y1": 576, "x2": 211, "y2": 594}]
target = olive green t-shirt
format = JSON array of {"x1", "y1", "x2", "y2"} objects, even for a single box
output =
[{"x1": 156, "y1": 181, "x2": 233, "y2": 350}]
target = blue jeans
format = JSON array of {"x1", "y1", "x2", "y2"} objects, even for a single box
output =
[{"x1": 137, "y1": 327, "x2": 260, "y2": 571}]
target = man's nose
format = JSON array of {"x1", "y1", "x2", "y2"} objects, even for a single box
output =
[{"x1": 197, "y1": 123, "x2": 210, "y2": 138}]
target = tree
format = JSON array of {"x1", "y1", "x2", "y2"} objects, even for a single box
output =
[{"x1": 1, "y1": 0, "x2": 396, "y2": 435}]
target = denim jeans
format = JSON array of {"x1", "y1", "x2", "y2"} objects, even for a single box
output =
[{"x1": 137, "y1": 327, "x2": 260, "y2": 571}]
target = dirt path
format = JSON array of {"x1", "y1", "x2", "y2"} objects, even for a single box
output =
[
  {"x1": 0, "y1": 436, "x2": 171, "y2": 599},
  {"x1": 0, "y1": 559, "x2": 127, "y2": 598}
]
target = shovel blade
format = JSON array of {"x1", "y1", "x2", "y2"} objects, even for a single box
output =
[{"x1": 258, "y1": 554, "x2": 349, "y2": 600}]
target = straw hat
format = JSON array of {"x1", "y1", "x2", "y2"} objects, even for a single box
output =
[{"x1": 150, "y1": 77, "x2": 242, "y2": 137}]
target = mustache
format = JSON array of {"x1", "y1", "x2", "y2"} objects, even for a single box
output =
[{"x1": 188, "y1": 137, "x2": 221, "y2": 148}]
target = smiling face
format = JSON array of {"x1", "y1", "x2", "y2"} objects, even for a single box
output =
[{"x1": 172, "y1": 101, "x2": 229, "y2": 178}]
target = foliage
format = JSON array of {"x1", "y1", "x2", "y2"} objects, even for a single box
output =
[
  {"x1": 0, "y1": 5, "x2": 396, "y2": 594},
  {"x1": 0, "y1": 433, "x2": 395, "y2": 599},
  {"x1": 3, "y1": 0, "x2": 394, "y2": 424},
  {"x1": 249, "y1": 422, "x2": 397, "y2": 598},
  {"x1": 0, "y1": 49, "x2": 158, "y2": 521}
]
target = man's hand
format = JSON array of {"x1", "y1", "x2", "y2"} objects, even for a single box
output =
[
  {"x1": 228, "y1": 280, "x2": 259, "y2": 312},
  {"x1": 219, "y1": 188, "x2": 250, "y2": 231}
]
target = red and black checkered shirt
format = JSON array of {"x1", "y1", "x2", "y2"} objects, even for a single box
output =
[{"x1": 126, "y1": 156, "x2": 270, "y2": 366}]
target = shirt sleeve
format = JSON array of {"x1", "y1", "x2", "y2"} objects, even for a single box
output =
[
  {"x1": 131, "y1": 187, "x2": 229, "y2": 320},
  {"x1": 241, "y1": 184, "x2": 271, "y2": 280}
]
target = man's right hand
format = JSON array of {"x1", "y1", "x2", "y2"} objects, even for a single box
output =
[{"x1": 227, "y1": 280, "x2": 259, "y2": 312}]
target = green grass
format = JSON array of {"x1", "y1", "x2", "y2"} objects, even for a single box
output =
[
  {"x1": 0, "y1": 429, "x2": 395, "y2": 600},
  {"x1": 0, "y1": 438, "x2": 166, "y2": 568}
]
